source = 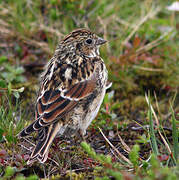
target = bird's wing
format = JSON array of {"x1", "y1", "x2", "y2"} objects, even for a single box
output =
[
  {"x1": 36, "y1": 74, "x2": 97, "y2": 126},
  {"x1": 19, "y1": 68, "x2": 97, "y2": 137}
]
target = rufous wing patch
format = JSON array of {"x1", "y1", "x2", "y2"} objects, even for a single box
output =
[{"x1": 35, "y1": 74, "x2": 97, "y2": 127}]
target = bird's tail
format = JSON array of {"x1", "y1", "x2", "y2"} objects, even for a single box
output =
[
  {"x1": 27, "y1": 121, "x2": 61, "y2": 164},
  {"x1": 18, "y1": 121, "x2": 37, "y2": 137}
]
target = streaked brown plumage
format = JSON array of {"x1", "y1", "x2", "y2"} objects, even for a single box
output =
[{"x1": 18, "y1": 29, "x2": 108, "y2": 164}]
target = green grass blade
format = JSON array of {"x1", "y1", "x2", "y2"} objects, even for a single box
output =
[
  {"x1": 171, "y1": 106, "x2": 178, "y2": 164},
  {"x1": 147, "y1": 94, "x2": 159, "y2": 155}
]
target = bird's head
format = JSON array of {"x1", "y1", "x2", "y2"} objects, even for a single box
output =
[{"x1": 61, "y1": 29, "x2": 107, "y2": 57}]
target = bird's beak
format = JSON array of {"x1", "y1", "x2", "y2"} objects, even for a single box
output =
[{"x1": 96, "y1": 37, "x2": 107, "y2": 45}]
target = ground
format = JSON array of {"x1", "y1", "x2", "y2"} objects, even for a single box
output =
[{"x1": 0, "y1": 0, "x2": 178, "y2": 179}]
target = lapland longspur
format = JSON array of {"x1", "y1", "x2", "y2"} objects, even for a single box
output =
[{"x1": 19, "y1": 29, "x2": 108, "y2": 164}]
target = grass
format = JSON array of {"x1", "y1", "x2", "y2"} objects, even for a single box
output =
[
  {"x1": 147, "y1": 94, "x2": 159, "y2": 156},
  {"x1": 0, "y1": 0, "x2": 178, "y2": 179},
  {"x1": 0, "y1": 96, "x2": 25, "y2": 144},
  {"x1": 171, "y1": 105, "x2": 178, "y2": 165}
]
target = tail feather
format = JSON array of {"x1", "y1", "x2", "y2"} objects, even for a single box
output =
[
  {"x1": 18, "y1": 117, "x2": 49, "y2": 138},
  {"x1": 18, "y1": 121, "x2": 37, "y2": 137},
  {"x1": 27, "y1": 121, "x2": 62, "y2": 164}
]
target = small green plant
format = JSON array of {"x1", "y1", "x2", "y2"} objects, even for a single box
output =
[
  {"x1": 146, "y1": 93, "x2": 179, "y2": 166},
  {"x1": 0, "y1": 166, "x2": 38, "y2": 180},
  {"x1": 81, "y1": 142, "x2": 123, "y2": 180},
  {"x1": 129, "y1": 144, "x2": 140, "y2": 171},
  {"x1": 0, "y1": 56, "x2": 25, "y2": 98},
  {"x1": 145, "y1": 154, "x2": 178, "y2": 180},
  {"x1": 81, "y1": 142, "x2": 178, "y2": 179},
  {"x1": 0, "y1": 97, "x2": 25, "y2": 144},
  {"x1": 136, "y1": 134, "x2": 150, "y2": 145},
  {"x1": 3, "y1": 166, "x2": 15, "y2": 179}
]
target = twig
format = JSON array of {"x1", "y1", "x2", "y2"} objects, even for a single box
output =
[
  {"x1": 47, "y1": 157, "x2": 60, "y2": 167},
  {"x1": 98, "y1": 127, "x2": 132, "y2": 165},
  {"x1": 48, "y1": 166, "x2": 58, "y2": 177},
  {"x1": 110, "y1": 148, "x2": 129, "y2": 167},
  {"x1": 43, "y1": 164, "x2": 47, "y2": 179},
  {"x1": 117, "y1": 128, "x2": 131, "y2": 153}
]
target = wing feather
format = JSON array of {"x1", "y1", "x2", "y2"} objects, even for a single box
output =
[
  {"x1": 18, "y1": 65, "x2": 97, "y2": 137},
  {"x1": 34, "y1": 74, "x2": 97, "y2": 129}
]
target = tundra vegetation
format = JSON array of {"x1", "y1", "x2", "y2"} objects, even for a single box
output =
[{"x1": 0, "y1": 0, "x2": 178, "y2": 179}]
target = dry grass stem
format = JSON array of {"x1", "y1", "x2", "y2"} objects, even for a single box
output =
[
  {"x1": 97, "y1": 16, "x2": 110, "y2": 53},
  {"x1": 122, "y1": 6, "x2": 160, "y2": 46},
  {"x1": 117, "y1": 126, "x2": 131, "y2": 153},
  {"x1": 145, "y1": 94, "x2": 172, "y2": 157},
  {"x1": 98, "y1": 127, "x2": 132, "y2": 165},
  {"x1": 133, "y1": 66, "x2": 164, "y2": 72},
  {"x1": 38, "y1": 24, "x2": 64, "y2": 39},
  {"x1": 136, "y1": 28, "x2": 173, "y2": 54}
]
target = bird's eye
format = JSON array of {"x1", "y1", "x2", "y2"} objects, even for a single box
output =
[{"x1": 86, "y1": 38, "x2": 93, "y2": 44}]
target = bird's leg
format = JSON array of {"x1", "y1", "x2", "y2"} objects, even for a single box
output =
[
  {"x1": 80, "y1": 130, "x2": 86, "y2": 142},
  {"x1": 79, "y1": 129, "x2": 88, "y2": 142}
]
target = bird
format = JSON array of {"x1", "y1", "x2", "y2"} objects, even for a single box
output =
[{"x1": 18, "y1": 28, "x2": 109, "y2": 164}]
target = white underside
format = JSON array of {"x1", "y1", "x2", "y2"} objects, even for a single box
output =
[{"x1": 80, "y1": 88, "x2": 106, "y2": 135}]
